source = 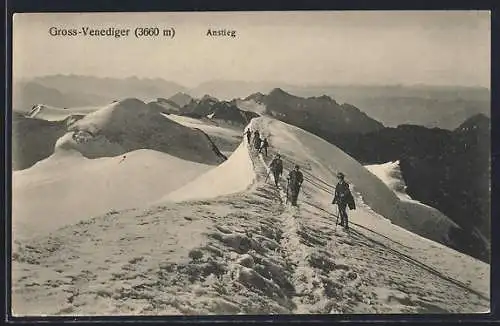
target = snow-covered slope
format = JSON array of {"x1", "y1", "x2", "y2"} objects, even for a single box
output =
[
  {"x1": 364, "y1": 161, "x2": 459, "y2": 239},
  {"x1": 12, "y1": 149, "x2": 211, "y2": 240},
  {"x1": 163, "y1": 113, "x2": 244, "y2": 155},
  {"x1": 15, "y1": 99, "x2": 226, "y2": 171},
  {"x1": 61, "y1": 98, "x2": 225, "y2": 165},
  {"x1": 364, "y1": 161, "x2": 413, "y2": 201},
  {"x1": 235, "y1": 98, "x2": 267, "y2": 115},
  {"x1": 248, "y1": 118, "x2": 457, "y2": 245},
  {"x1": 12, "y1": 116, "x2": 489, "y2": 316},
  {"x1": 13, "y1": 98, "x2": 227, "y2": 239},
  {"x1": 161, "y1": 142, "x2": 255, "y2": 202}
]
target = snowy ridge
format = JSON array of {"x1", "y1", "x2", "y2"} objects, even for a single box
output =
[
  {"x1": 364, "y1": 160, "x2": 459, "y2": 236},
  {"x1": 162, "y1": 113, "x2": 243, "y2": 155},
  {"x1": 257, "y1": 152, "x2": 337, "y2": 313},
  {"x1": 249, "y1": 117, "x2": 457, "y2": 245},
  {"x1": 365, "y1": 161, "x2": 414, "y2": 202},
  {"x1": 252, "y1": 144, "x2": 489, "y2": 312},
  {"x1": 160, "y1": 140, "x2": 256, "y2": 202},
  {"x1": 12, "y1": 116, "x2": 489, "y2": 315},
  {"x1": 235, "y1": 98, "x2": 267, "y2": 115},
  {"x1": 59, "y1": 98, "x2": 224, "y2": 165}
]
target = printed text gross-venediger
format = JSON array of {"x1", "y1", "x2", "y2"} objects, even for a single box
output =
[{"x1": 48, "y1": 26, "x2": 176, "y2": 38}]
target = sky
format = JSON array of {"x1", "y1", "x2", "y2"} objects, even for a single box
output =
[{"x1": 12, "y1": 11, "x2": 491, "y2": 88}]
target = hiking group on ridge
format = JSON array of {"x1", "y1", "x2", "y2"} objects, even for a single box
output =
[
  {"x1": 246, "y1": 129, "x2": 270, "y2": 157},
  {"x1": 246, "y1": 127, "x2": 355, "y2": 230}
]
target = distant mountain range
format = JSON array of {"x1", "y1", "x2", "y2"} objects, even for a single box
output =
[
  {"x1": 13, "y1": 75, "x2": 187, "y2": 112},
  {"x1": 336, "y1": 93, "x2": 489, "y2": 130},
  {"x1": 180, "y1": 96, "x2": 259, "y2": 126},
  {"x1": 192, "y1": 81, "x2": 490, "y2": 130},
  {"x1": 189, "y1": 80, "x2": 279, "y2": 100},
  {"x1": 156, "y1": 88, "x2": 382, "y2": 134},
  {"x1": 242, "y1": 88, "x2": 384, "y2": 134},
  {"x1": 13, "y1": 75, "x2": 490, "y2": 130},
  {"x1": 12, "y1": 82, "x2": 109, "y2": 112}
]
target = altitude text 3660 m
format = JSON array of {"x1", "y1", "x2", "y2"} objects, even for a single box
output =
[{"x1": 48, "y1": 26, "x2": 175, "y2": 38}]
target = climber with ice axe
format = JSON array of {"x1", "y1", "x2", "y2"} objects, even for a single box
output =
[
  {"x1": 265, "y1": 169, "x2": 271, "y2": 183},
  {"x1": 332, "y1": 172, "x2": 356, "y2": 230},
  {"x1": 287, "y1": 165, "x2": 304, "y2": 207},
  {"x1": 267, "y1": 154, "x2": 284, "y2": 188}
]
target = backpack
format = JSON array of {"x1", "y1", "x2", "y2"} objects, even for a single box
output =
[
  {"x1": 270, "y1": 159, "x2": 283, "y2": 174},
  {"x1": 347, "y1": 192, "x2": 356, "y2": 210},
  {"x1": 288, "y1": 170, "x2": 303, "y2": 187},
  {"x1": 333, "y1": 181, "x2": 355, "y2": 209}
]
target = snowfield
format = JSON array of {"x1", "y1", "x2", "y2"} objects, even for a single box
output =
[
  {"x1": 65, "y1": 99, "x2": 225, "y2": 165},
  {"x1": 12, "y1": 116, "x2": 489, "y2": 315},
  {"x1": 163, "y1": 113, "x2": 243, "y2": 155},
  {"x1": 13, "y1": 149, "x2": 211, "y2": 241},
  {"x1": 365, "y1": 161, "x2": 417, "y2": 202},
  {"x1": 364, "y1": 160, "x2": 459, "y2": 234},
  {"x1": 234, "y1": 98, "x2": 267, "y2": 115},
  {"x1": 161, "y1": 142, "x2": 255, "y2": 202},
  {"x1": 13, "y1": 99, "x2": 225, "y2": 240},
  {"x1": 250, "y1": 118, "x2": 458, "y2": 245}
]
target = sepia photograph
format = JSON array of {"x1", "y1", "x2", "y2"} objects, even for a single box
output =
[{"x1": 10, "y1": 11, "x2": 491, "y2": 316}]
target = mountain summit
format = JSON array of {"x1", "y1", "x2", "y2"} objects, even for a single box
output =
[
  {"x1": 168, "y1": 92, "x2": 194, "y2": 108},
  {"x1": 180, "y1": 97, "x2": 259, "y2": 126},
  {"x1": 455, "y1": 113, "x2": 490, "y2": 134},
  {"x1": 268, "y1": 87, "x2": 294, "y2": 97}
]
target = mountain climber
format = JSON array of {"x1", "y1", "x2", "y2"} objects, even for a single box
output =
[
  {"x1": 253, "y1": 130, "x2": 260, "y2": 143},
  {"x1": 245, "y1": 129, "x2": 252, "y2": 143},
  {"x1": 259, "y1": 138, "x2": 269, "y2": 157},
  {"x1": 287, "y1": 165, "x2": 304, "y2": 206},
  {"x1": 253, "y1": 135, "x2": 261, "y2": 151},
  {"x1": 269, "y1": 154, "x2": 284, "y2": 187},
  {"x1": 332, "y1": 172, "x2": 356, "y2": 230}
]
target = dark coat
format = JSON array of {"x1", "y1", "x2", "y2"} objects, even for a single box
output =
[
  {"x1": 288, "y1": 170, "x2": 304, "y2": 190},
  {"x1": 253, "y1": 137, "x2": 261, "y2": 149},
  {"x1": 270, "y1": 158, "x2": 283, "y2": 175},
  {"x1": 333, "y1": 181, "x2": 356, "y2": 210}
]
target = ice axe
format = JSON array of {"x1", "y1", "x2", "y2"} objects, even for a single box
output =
[
  {"x1": 265, "y1": 168, "x2": 272, "y2": 183},
  {"x1": 285, "y1": 179, "x2": 290, "y2": 205},
  {"x1": 335, "y1": 209, "x2": 339, "y2": 230}
]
